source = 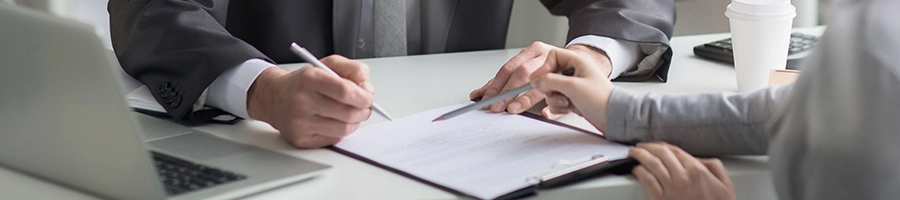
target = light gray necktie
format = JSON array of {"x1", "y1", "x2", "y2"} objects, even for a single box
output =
[{"x1": 373, "y1": 0, "x2": 407, "y2": 57}]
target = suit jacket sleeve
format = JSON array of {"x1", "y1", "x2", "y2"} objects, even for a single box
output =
[
  {"x1": 108, "y1": 0, "x2": 269, "y2": 123},
  {"x1": 541, "y1": 0, "x2": 675, "y2": 82}
]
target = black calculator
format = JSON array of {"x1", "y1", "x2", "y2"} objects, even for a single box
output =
[{"x1": 693, "y1": 32, "x2": 819, "y2": 70}]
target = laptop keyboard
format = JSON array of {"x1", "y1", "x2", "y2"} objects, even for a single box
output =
[{"x1": 151, "y1": 151, "x2": 247, "y2": 196}]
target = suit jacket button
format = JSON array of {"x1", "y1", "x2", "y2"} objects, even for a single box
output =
[
  {"x1": 165, "y1": 95, "x2": 176, "y2": 103},
  {"x1": 158, "y1": 83, "x2": 169, "y2": 93},
  {"x1": 170, "y1": 96, "x2": 181, "y2": 108}
]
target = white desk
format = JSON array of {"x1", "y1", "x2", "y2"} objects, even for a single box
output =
[{"x1": 0, "y1": 27, "x2": 825, "y2": 199}]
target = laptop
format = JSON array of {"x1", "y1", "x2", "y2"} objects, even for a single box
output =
[{"x1": 0, "y1": 4, "x2": 330, "y2": 200}]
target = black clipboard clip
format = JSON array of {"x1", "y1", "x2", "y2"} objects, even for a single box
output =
[
  {"x1": 497, "y1": 157, "x2": 639, "y2": 200},
  {"x1": 527, "y1": 155, "x2": 609, "y2": 186},
  {"x1": 526, "y1": 156, "x2": 640, "y2": 189}
]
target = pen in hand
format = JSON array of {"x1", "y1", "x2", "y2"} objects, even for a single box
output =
[
  {"x1": 289, "y1": 42, "x2": 395, "y2": 121},
  {"x1": 432, "y1": 68, "x2": 575, "y2": 122}
]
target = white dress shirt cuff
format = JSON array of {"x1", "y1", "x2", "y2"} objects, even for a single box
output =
[
  {"x1": 566, "y1": 35, "x2": 641, "y2": 80},
  {"x1": 206, "y1": 59, "x2": 274, "y2": 120}
]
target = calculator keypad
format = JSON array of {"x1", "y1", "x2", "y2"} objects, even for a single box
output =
[{"x1": 703, "y1": 32, "x2": 818, "y2": 55}]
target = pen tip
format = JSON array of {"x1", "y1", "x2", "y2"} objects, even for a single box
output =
[{"x1": 431, "y1": 117, "x2": 444, "y2": 122}]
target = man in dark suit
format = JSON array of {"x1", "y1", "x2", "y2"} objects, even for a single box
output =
[{"x1": 108, "y1": 0, "x2": 675, "y2": 148}]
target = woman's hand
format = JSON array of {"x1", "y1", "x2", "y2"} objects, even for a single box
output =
[
  {"x1": 629, "y1": 142, "x2": 735, "y2": 200},
  {"x1": 529, "y1": 48, "x2": 615, "y2": 132}
]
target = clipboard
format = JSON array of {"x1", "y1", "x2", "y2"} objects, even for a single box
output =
[
  {"x1": 329, "y1": 103, "x2": 639, "y2": 200},
  {"x1": 330, "y1": 140, "x2": 637, "y2": 199},
  {"x1": 329, "y1": 147, "x2": 637, "y2": 200}
]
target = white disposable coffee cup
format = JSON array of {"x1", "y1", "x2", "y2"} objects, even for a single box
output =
[{"x1": 725, "y1": 0, "x2": 796, "y2": 92}]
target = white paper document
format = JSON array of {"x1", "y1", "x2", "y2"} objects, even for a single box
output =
[{"x1": 335, "y1": 103, "x2": 630, "y2": 199}]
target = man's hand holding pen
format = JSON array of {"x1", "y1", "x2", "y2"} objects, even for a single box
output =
[
  {"x1": 434, "y1": 47, "x2": 612, "y2": 123},
  {"x1": 247, "y1": 55, "x2": 375, "y2": 149},
  {"x1": 469, "y1": 42, "x2": 613, "y2": 119}
]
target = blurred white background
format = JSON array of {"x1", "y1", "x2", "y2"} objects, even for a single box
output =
[{"x1": 8, "y1": 0, "x2": 112, "y2": 49}]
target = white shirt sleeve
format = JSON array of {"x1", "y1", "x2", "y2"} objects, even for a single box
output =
[
  {"x1": 566, "y1": 35, "x2": 641, "y2": 80},
  {"x1": 206, "y1": 59, "x2": 274, "y2": 120}
]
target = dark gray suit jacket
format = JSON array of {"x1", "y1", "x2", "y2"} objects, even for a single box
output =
[{"x1": 108, "y1": 0, "x2": 674, "y2": 123}]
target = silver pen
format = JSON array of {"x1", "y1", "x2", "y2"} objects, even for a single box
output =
[
  {"x1": 432, "y1": 68, "x2": 575, "y2": 122},
  {"x1": 289, "y1": 42, "x2": 394, "y2": 121}
]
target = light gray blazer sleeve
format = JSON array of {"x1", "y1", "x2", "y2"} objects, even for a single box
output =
[{"x1": 604, "y1": 86, "x2": 792, "y2": 156}]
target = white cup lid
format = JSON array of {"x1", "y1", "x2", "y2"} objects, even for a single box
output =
[{"x1": 728, "y1": 0, "x2": 795, "y2": 16}]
